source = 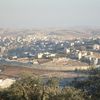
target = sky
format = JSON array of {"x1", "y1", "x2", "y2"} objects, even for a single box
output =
[{"x1": 0, "y1": 0, "x2": 100, "y2": 28}]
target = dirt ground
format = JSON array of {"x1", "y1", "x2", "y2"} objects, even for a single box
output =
[{"x1": 0, "y1": 65, "x2": 86, "y2": 79}]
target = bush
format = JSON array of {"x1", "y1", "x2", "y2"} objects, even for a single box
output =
[{"x1": 0, "y1": 74, "x2": 89, "y2": 100}]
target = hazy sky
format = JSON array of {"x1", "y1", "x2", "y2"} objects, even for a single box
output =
[{"x1": 0, "y1": 0, "x2": 100, "y2": 28}]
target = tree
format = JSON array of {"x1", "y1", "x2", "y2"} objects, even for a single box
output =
[
  {"x1": 0, "y1": 74, "x2": 90, "y2": 100},
  {"x1": 48, "y1": 87, "x2": 87, "y2": 100},
  {"x1": 0, "y1": 73, "x2": 43, "y2": 100}
]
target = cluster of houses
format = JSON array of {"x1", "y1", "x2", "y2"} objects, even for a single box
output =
[
  {"x1": 93, "y1": 44, "x2": 100, "y2": 50},
  {"x1": 37, "y1": 52, "x2": 56, "y2": 59},
  {"x1": 0, "y1": 33, "x2": 100, "y2": 67},
  {"x1": 65, "y1": 48, "x2": 100, "y2": 65}
]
